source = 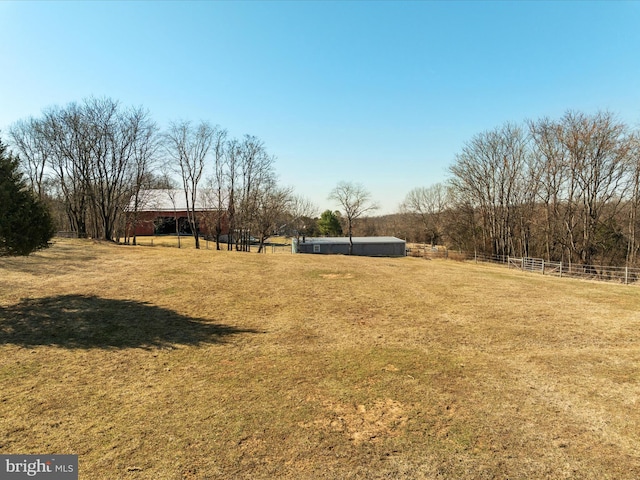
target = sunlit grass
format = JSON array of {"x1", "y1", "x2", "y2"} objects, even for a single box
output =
[{"x1": 1, "y1": 238, "x2": 640, "y2": 478}]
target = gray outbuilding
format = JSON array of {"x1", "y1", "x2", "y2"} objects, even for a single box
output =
[{"x1": 293, "y1": 236, "x2": 406, "y2": 257}]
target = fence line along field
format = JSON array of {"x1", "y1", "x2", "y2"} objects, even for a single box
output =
[
  {"x1": 1, "y1": 238, "x2": 640, "y2": 479},
  {"x1": 130, "y1": 235, "x2": 293, "y2": 253}
]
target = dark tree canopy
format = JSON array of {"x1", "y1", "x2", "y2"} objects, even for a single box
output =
[
  {"x1": 0, "y1": 140, "x2": 55, "y2": 256},
  {"x1": 317, "y1": 209, "x2": 343, "y2": 236}
]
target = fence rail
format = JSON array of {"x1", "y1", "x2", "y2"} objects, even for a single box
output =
[
  {"x1": 468, "y1": 253, "x2": 640, "y2": 285},
  {"x1": 123, "y1": 237, "x2": 640, "y2": 285},
  {"x1": 407, "y1": 243, "x2": 640, "y2": 285}
]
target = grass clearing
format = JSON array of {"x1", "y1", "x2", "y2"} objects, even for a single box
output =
[{"x1": 1, "y1": 238, "x2": 640, "y2": 478}]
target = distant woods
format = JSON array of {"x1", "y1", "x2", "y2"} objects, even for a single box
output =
[
  {"x1": 6, "y1": 99, "x2": 640, "y2": 267},
  {"x1": 395, "y1": 111, "x2": 640, "y2": 267}
]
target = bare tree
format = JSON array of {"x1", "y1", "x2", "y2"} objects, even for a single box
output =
[
  {"x1": 164, "y1": 120, "x2": 216, "y2": 249},
  {"x1": 626, "y1": 134, "x2": 640, "y2": 265},
  {"x1": 8, "y1": 117, "x2": 50, "y2": 200},
  {"x1": 400, "y1": 183, "x2": 447, "y2": 246},
  {"x1": 40, "y1": 103, "x2": 91, "y2": 238},
  {"x1": 329, "y1": 181, "x2": 379, "y2": 254},
  {"x1": 529, "y1": 117, "x2": 569, "y2": 261},
  {"x1": 288, "y1": 194, "x2": 318, "y2": 243},
  {"x1": 124, "y1": 109, "x2": 160, "y2": 246},
  {"x1": 201, "y1": 128, "x2": 228, "y2": 250},
  {"x1": 83, "y1": 99, "x2": 160, "y2": 241},
  {"x1": 236, "y1": 135, "x2": 275, "y2": 251},
  {"x1": 166, "y1": 187, "x2": 182, "y2": 248},
  {"x1": 224, "y1": 138, "x2": 240, "y2": 251},
  {"x1": 559, "y1": 111, "x2": 631, "y2": 266},
  {"x1": 254, "y1": 180, "x2": 293, "y2": 252},
  {"x1": 528, "y1": 112, "x2": 632, "y2": 265},
  {"x1": 449, "y1": 123, "x2": 529, "y2": 257}
]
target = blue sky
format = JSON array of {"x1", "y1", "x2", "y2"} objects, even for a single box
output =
[{"x1": 1, "y1": 1, "x2": 640, "y2": 214}]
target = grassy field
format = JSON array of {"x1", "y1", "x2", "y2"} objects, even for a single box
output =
[{"x1": 1, "y1": 238, "x2": 640, "y2": 479}]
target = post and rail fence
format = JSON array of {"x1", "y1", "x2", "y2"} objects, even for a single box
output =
[
  {"x1": 407, "y1": 244, "x2": 640, "y2": 286},
  {"x1": 62, "y1": 232, "x2": 640, "y2": 286},
  {"x1": 470, "y1": 252, "x2": 639, "y2": 285}
]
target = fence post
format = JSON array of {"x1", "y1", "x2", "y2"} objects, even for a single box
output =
[
  {"x1": 625, "y1": 266, "x2": 629, "y2": 285},
  {"x1": 559, "y1": 262, "x2": 562, "y2": 278},
  {"x1": 522, "y1": 257, "x2": 525, "y2": 271},
  {"x1": 507, "y1": 256, "x2": 510, "y2": 269},
  {"x1": 542, "y1": 259, "x2": 545, "y2": 275}
]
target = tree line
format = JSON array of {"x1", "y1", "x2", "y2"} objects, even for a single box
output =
[
  {"x1": 6, "y1": 98, "x2": 640, "y2": 267},
  {"x1": 366, "y1": 111, "x2": 639, "y2": 268},
  {"x1": 7, "y1": 97, "x2": 317, "y2": 252}
]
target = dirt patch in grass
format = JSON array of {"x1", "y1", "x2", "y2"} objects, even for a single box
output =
[
  {"x1": 2, "y1": 240, "x2": 640, "y2": 478},
  {"x1": 301, "y1": 397, "x2": 409, "y2": 445}
]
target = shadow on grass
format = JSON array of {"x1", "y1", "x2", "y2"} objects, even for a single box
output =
[
  {"x1": 0, "y1": 241, "x2": 102, "y2": 276},
  {"x1": 0, "y1": 294, "x2": 259, "y2": 349}
]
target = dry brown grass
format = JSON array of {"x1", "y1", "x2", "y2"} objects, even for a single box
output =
[{"x1": 1, "y1": 238, "x2": 640, "y2": 479}]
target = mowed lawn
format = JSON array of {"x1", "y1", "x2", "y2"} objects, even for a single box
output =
[{"x1": 1, "y1": 239, "x2": 640, "y2": 479}]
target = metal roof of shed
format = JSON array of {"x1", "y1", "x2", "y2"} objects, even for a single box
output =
[{"x1": 300, "y1": 237, "x2": 405, "y2": 244}]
